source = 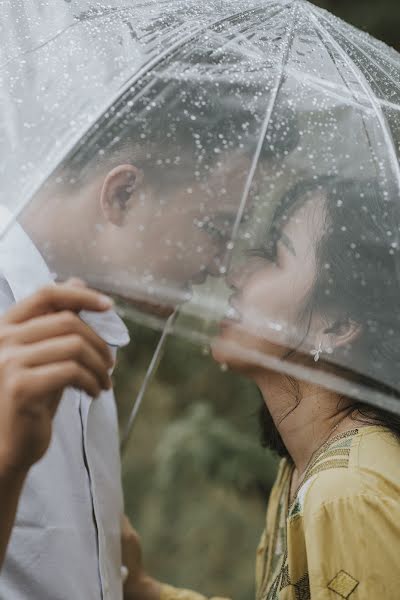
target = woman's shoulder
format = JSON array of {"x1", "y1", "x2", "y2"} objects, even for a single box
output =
[{"x1": 290, "y1": 426, "x2": 400, "y2": 520}]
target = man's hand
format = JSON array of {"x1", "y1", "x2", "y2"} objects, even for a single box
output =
[
  {"x1": 0, "y1": 281, "x2": 114, "y2": 477},
  {"x1": 122, "y1": 515, "x2": 161, "y2": 600}
]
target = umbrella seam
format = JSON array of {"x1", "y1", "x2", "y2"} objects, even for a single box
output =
[
  {"x1": 284, "y1": 65, "x2": 378, "y2": 112},
  {"x1": 314, "y1": 11, "x2": 400, "y2": 96},
  {"x1": 307, "y1": 6, "x2": 400, "y2": 199},
  {"x1": 228, "y1": 2, "x2": 298, "y2": 252}
]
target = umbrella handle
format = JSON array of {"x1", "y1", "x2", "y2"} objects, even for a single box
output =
[{"x1": 120, "y1": 309, "x2": 179, "y2": 455}]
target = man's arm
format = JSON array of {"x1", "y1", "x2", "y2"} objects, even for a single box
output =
[
  {"x1": 0, "y1": 470, "x2": 27, "y2": 570},
  {"x1": 122, "y1": 516, "x2": 229, "y2": 600},
  {"x1": 0, "y1": 281, "x2": 114, "y2": 567}
]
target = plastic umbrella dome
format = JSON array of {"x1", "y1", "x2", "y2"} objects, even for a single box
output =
[{"x1": 1, "y1": 0, "x2": 400, "y2": 422}]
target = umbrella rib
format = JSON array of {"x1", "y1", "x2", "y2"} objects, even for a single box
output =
[
  {"x1": 286, "y1": 65, "x2": 400, "y2": 113},
  {"x1": 210, "y1": 6, "x2": 288, "y2": 63},
  {"x1": 307, "y1": 6, "x2": 400, "y2": 196},
  {"x1": 120, "y1": 309, "x2": 179, "y2": 454},
  {"x1": 116, "y1": 3, "x2": 288, "y2": 93},
  {"x1": 306, "y1": 19, "x2": 380, "y2": 159},
  {"x1": 316, "y1": 13, "x2": 400, "y2": 96},
  {"x1": 168, "y1": 324, "x2": 400, "y2": 416},
  {"x1": 285, "y1": 65, "x2": 376, "y2": 112},
  {"x1": 228, "y1": 2, "x2": 298, "y2": 247},
  {"x1": 328, "y1": 17, "x2": 400, "y2": 71}
]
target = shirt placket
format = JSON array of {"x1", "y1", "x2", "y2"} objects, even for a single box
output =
[{"x1": 79, "y1": 394, "x2": 111, "y2": 600}]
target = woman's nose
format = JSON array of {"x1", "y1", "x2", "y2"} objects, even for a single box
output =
[{"x1": 226, "y1": 262, "x2": 249, "y2": 290}]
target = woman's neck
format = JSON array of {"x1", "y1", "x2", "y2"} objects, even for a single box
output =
[{"x1": 255, "y1": 371, "x2": 359, "y2": 475}]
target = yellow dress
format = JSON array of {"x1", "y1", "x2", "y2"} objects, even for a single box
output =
[{"x1": 160, "y1": 426, "x2": 400, "y2": 600}]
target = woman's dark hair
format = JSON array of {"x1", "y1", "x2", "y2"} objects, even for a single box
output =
[{"x1": 263, "y1": 175, "x2": 400, "y2": 444}]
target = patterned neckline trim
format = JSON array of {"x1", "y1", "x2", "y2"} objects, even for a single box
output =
[
  {"x1": 287, "y1": 428, "x2": 359, "y2": 514},
  {"x1": 304, "y1": 428, "x2": 359, "y2": 475}
]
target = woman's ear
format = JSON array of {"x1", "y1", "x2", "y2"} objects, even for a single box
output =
[
  {"x1": 323, "y1": 318, "x2": 362, "y2": 351},
  {"x1": 100, "y1": 164, "x2": 143, "y2": 226}
]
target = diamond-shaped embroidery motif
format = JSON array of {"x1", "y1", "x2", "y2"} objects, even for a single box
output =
[{"x1": 328, "y1": 570, "x2": 359, "y2": 598}]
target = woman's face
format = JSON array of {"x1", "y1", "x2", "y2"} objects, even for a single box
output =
[{"x1": 212, "y1": 195, "x2": 327, "y2": 372}]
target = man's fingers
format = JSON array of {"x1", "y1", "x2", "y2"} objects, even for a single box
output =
[
  {"x1": 17, "y1": 336, "x2": 112, "y2": 392},
  {"x1": 6, "y1": 311, "x2": 113, "y2": 365},
  {"x1": 2, "y1": 284, "x2": 113, "y2": 325},
  {"x1": 26, "y1": 361, "x2": 103, "y2": 400}
]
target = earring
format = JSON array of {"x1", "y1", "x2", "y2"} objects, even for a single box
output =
[
  {"x1": 311, "y1": 342, "x2": 323, "y2": 362},
  {"x1": 311, "y1": 342, "x2": 333, "y2": 362}
]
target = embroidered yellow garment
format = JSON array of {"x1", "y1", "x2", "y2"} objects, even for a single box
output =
[{"x1": 160, "y1": 426, "x2": 400, "y2": 600}]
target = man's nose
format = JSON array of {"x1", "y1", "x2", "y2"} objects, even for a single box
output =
[{"x1": 206, "y1": 245, "x2": 230, "y2": 277}]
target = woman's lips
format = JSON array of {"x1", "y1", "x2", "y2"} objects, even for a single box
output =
[{"x1": 189, "y1": 271, "x2": 208, "y2": 285}]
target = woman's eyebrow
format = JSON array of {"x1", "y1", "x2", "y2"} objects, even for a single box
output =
[{"x1": 279, "y1": 231, "x2": 296, "y2": 256}]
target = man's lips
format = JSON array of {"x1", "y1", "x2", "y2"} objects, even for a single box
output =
[{"x1": 189, "y1": 271, "x2": 208, "y2": 285}]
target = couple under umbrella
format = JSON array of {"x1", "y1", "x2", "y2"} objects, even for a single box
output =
[{"x1": 0, "y1": 1, "x2": 400, "y2": 598}]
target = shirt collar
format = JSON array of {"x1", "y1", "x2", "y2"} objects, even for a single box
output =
[{"x1": 0, "y1": 206, "x2": 130, "y2": 348}]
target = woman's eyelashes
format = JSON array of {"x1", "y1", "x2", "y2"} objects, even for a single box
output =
[{"x1": 247, "y1": 241, "x2": 279, "y2": 265}]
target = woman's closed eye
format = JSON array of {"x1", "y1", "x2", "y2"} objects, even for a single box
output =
[{"x1": 246, "y1": 241, "x2": 279, "y2": 265}]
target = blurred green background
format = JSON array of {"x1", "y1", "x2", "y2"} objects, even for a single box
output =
[
  {"x1": 116, "y1": 3, "x2": 399, "y2": 598},
  {"x1": 313, "y1": 0, "x2": 400, "y2": 52}
]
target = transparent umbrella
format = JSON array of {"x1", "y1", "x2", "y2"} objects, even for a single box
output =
[{"x1": 1, "y1": 0, "x2": 400, "y2": 435}]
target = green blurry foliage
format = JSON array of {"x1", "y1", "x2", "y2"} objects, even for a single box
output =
[
  {"x1": 115, "y1": 3, "x2": 399, "y2": 597},
  {"x1": 115, "y1": 324, "x2": 277, "y2": 599}
]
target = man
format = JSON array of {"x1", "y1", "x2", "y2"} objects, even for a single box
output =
[{"x1": 0, "y1": 34, "x2": 298, "y2": 598}]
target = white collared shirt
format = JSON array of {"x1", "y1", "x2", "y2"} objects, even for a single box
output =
[{"x1": 0, "y1": 208, "x2": 130, "y2": 600}]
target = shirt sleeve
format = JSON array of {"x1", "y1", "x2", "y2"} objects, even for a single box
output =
[
  {"x1": 303, "y1": 493, "x2": 400, "y2": 599},
  {"x1": 160, "y1": 583, "x2": 230, "y2": 600}
]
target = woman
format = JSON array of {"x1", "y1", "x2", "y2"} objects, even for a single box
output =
[{"x1": 123, "y1": 176, "x2": 400, "y2": 599}]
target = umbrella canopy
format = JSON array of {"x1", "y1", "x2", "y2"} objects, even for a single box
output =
[{"x1": 1, "y1": 0, "x2": 400, "y2": 413}]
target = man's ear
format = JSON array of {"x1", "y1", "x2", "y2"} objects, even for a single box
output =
[
  {"x1": 323, "y1": 318, "x2": 362, "y2": 352},
  {"x1": 100, "y1": 164, "x2": 143, "y2": 226}
]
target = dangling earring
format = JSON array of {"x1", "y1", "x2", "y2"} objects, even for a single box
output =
[
  {"x1": 311, "y1": 341, "x2": 323, "y2": 362},
  {"x1": 311, "y1": 342, "x2": 333, "y2": 362}
]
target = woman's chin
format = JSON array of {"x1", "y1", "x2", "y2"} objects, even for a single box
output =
[
  {"x1": 211, "y1": 327, "x2": 251, "y2": 373},
  {"x1": 211, "y1": 321, "x2": 285, "y2": 375}
]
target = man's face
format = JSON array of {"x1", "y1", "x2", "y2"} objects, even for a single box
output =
[
  {"x1": 87, "y1": 157, "x2": 252, "y2": 314},
  {"x1": 23, "y1": 155, "x2": 253, "y2": 317}
]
